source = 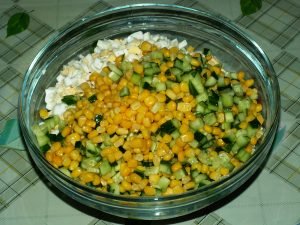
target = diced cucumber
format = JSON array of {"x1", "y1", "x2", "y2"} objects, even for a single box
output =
[
  {"x1": 229, "y1": 72, "x2": 237, "y2": 79},
  {"x1": 170, "y1": 68, "x2": 183, "y2": 82},
  {"x1": 217, "y1": 77, "x2": 227, "y2": 87},
  {"x1": 223, "y1": 161, "x2": 235, "y2": 171},
  {"x1": 194, "y1": 131, "x2": 207, "y2": 146},
  {"x1": 44, "y1": 115, "x2": 61, "y2": 131},
  {"x1": 224, "y1": 111, "x2": 234, "y2": 123},
  {"x1": 112, "y1": 172, "x2": 123, "y2": 184},
  {"x1": 144, "y1": 166, "x2": 159, "y2": 176},
  {"x1": 59, "y1": 168, "x2": 71, "y2": 177},
  {"x1": 174, "y1": 59, "x2": 183, "y2": 70},
  {"x1": 109, "y1": 183, "x2": 120, "y2": 195},
  {"x1": 108, "y1": 71, "x2": 121, "y2": 82},
  {"x1": 40, "y1": 144, "x2": 50, "y2": 152},
  {"x1": 238, "y1": 98, "x2": 251, "y2": 112},
  {"x1": 108, "y1": 63, "x2": 123, "y2": 76},
  {"x1": 189, "y1": 140, "x2": 199, "y2": 148},
  {"x1": 150, "y1": 139, "x2": 157, "y2": 152},
  {"x1": 88, "y1": 94, "x2": 97, "y2": 103},
  {"x1": 183, "y1": 54, "x2": 192, "y2": 63},
  {"x1": 205, "y1": 76, "x2": 217, "y2": 87},
  {"x1": 81, "y1": 156, "x2": 101, "y2": 170},
  {"x1": 120, "y1": 61, "x2": 132, "y2": 72},
  {"x1": 142, "y1": 82, "x2": 153, "y2": 90},
  {"x1": 159, "y1": 161, "x2": 171, "y2": 174},
  {"x1": 236, "y1": 129, "x2": 248, "y2": 137},
  {"x1": 232, "y1": 83, "x2": 244, "y2": 96},
  {"x1": 202, "y1": 140, "x2": 214, "y2": 149},
  {"x1": 208, "y1": 91, "x2": 219, "y2": 106},
  {"x1": 166, "y1": 80, "x2": 176, "y2": 89},
  {"x1": 61, "y1": 95, "x2": 79, "y2": 105},
  {"x1": 134, "y1": 169, "x2": 145, "y2": 178},
  {"x1": 221, "y1": 122, "x2": 231, "y2": 130},
  {"x1": 233, "y1": 96, "x2": 241, "y2": 104},
  {"x1": 191, "y1": 170, "x2": 200, "y2": 178},
  {"x1": 203, "y1": 112, "x2": 217, "y2": 126},
  {"x1": 131, "y1": 73, "x2": 141, "y2": 85},
  {"x1": 207, "y1": 104, "x2": 218, "y2": 111},
  {"x1": 32, "y1": 124, "x2": 47, "y2": 136},
  {"x1": 188, "y1": 80, "x2": 199, "y2": 96},
  {"x1": 99, "y1": 160, "x2": 112, "y2": 176},
  {"x1": 200, "y1": 180, "x2": 212, "y2": 186},
  {"x1": 182, "y1": 73, "x2": 194, "y2": 82},
  {"x1": 171, "y1": 130, "x2": 180, "y2": 139},
  {"x1": 156, "y1": 120, "x2": 177, "y2": 135},
  {"x1": 221, "y1": 93, "x2": 233, "y2": 107},
  {"x1": 249, "y1": 118, "x2": 261, "y2": 128},
  {"x1": 155, "y1": 82, "x2": 166, "y2": 91},
  {"x1": 196, "y1": 92, "x2": 208, "y2": 102},
  {"x1": 182, "y1": 61, "x2": 192, "y2": 72},
  {"x1": 195, "y1": 102, "x2": 206, "y2": 114},
  {"x1": 47, "y1": 133, "x2": 63, "y2": 142},
  {"x1": 143, "y1": 75, "x2": 153, "y2": 84},
  {"x1": 119, "y1": 86, "x2": 130, "y2": 97},
  {"x1": 236, "y1": 149, "x2": 251, "y2": 162},
  {"x1": 222, "y1": 143, "x2": 234, "y2": 153},
  {"x1": 187, "y1": 156, "x2": 198, "y2": 165},
  {"x1": 190, "y1": 75, "x2": 205, "y2": 94},
  {"x1": 142, "y1": 161, "x2": 153, "y2": 168},
  {"x1": 247, "y1": 125, "x2": 257, "y2": 137},
  {"x1": 95, "y1": 114, "x2": 103, "y2": 127},
  {"x1": 86, "y1": 140, "x2": 100, "y2": 155},
  {"x1": 237, "y1": 112, "x2": 246, "y2": 121},
  {"x1": 231, "y1": 143, "x2": 241, "y2": 154},
  {"x1": 150, "y1": 51, "x2": 163, "y2": 60},
  {"x1": 174, "y1": 168, "x2": 186, "y2": 180},
  {"x1": 189, "y1": 118, "x2": 204, "y2": 131},
  {"x1": 36, "y1": 135, "x2": 50, "y2": 147},
  {"x1": 144, "y1": 67, "x2": 160, "y2": 76},
  {"x1": 194, "y1": 174, "x2": 208, "y2": 184},
  {"x1": 236, "y1": 135, "x2": 250, "y2": 148},
  {"x1": 157, "y1": 176, "x2": 170, "y2": 192},
  {"x1": 143, "y1": 61, "x2": 153, "y2": 68}
]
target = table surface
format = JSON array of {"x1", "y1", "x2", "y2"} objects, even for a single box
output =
[{"x1": 0, "y1": 0, "x2": 299, "y2": 225}]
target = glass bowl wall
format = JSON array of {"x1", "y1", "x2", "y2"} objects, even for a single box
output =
[{"x1": 19, "y1": 4, "x2": 280, "y2": 220}]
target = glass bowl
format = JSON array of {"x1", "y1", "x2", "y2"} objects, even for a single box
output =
[{"x1": 19, "y1": 4, "x2": 280, "y2": 220}]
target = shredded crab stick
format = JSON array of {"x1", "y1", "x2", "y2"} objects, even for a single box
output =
[{"x1": 32, "y1": 32, "x2": 264, "y2": 196}]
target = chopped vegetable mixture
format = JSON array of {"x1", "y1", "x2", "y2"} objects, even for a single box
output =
[{"x1": 32, "y1": 33, "x2": 264, "y2": 196}]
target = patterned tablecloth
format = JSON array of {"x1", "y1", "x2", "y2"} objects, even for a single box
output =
[{"x1": 0, "y1": 0, "x2": 299, "y2": 225}]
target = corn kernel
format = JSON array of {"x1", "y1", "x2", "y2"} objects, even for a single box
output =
[
  {"x1": 180, "y1": 131, "x2": 194, "y2": 142},
  {"x1": 61, "y1": 126, "x2": 71, "y2": 137},
  {"x1": 140, "y1": 41, "x2": 152, "y2": 52},
  {"x1": 177, "y1": 102, "x2": 192, "y2": 112},
  {"x1": 204, "y1": 125, "x2": 212, "y2": 133},
  {"x1": 191, "y1": 58, "x2": 201, "y2": 67},
  {"x1": 237, "y1": 71, "x2": 245, "y2": 81},
  {"x1": 166, "y1": 89, "x2": 177, "y2": 100},
  {"x1": 144, "y1": 186, "x2": 156, "y2": 196},
  {"x1": 257, "y1": 113, "x2": 264, "y2": 124},
  {"x1": 39, "y1": 108, "x2": 49, "y2": 119},
  {"x1": 220, "y1": 167, "x2": 229, "y2": 176},
  {"x1": 209, "y1": 171, "x2": 220, "y2": 181},
  {"x1": 245, "y1": 79, "x2": 254, "y2": 87},
  {"x1": 171, "y1": 162, "x2": 182, "y2": 172},
  {"x1": 184, "y1": 181, "x2": 195, "y2": 190}
]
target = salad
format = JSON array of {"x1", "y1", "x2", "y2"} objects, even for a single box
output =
[{"x1": 32, "y1": 32, "x2": 264, "y2": 196}]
